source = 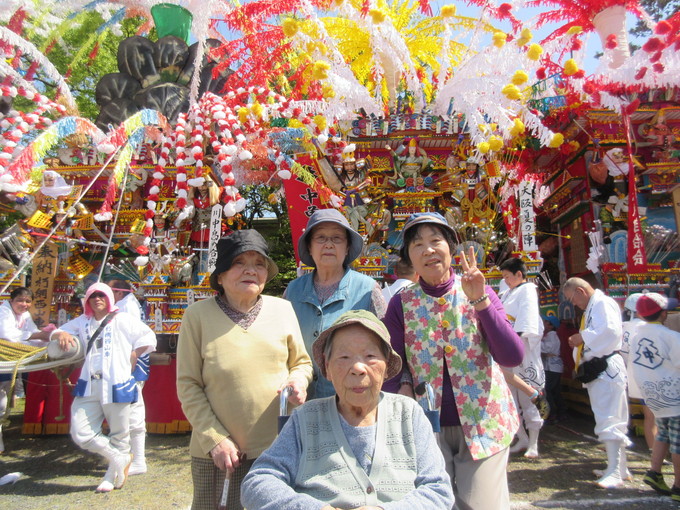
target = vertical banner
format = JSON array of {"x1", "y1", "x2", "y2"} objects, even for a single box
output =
[
  {"x1": 519, "y1": 181, "x2": 538, "y2": 251},
  {"x1": 282, "y1": 174, "x2": 324, "y2": 263},
  {"x1": 29, "y1": 241, "x2": 58, "y2": 327},
  {"x1": 623, "y1": 114, "x2": 648, "y2": 273},
  {"x1": 673, "y1": 186, "x2": 680, "y2": 234},
  {"x1": 206, "y1": 204, "x2": 223, "y2": 273}
]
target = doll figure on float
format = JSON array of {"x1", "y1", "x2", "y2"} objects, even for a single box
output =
[
  {"x1": 178, "y1": 174, "x2": 224, "y2": 273},
  {"x1": 460, "y1": 159, "x2": 494, "y2": 224},
  {"x1": 35, "y1": 170, "x2": 73, "y2": 215},
  {"x1": 152, "y1": 202, "x2": 178, "y2": 255},
  {"x1": 387, "y1": 137, "x2": 432, "y2": 189},
  {"x1": 334, "y1": 151, "x2": 372, "y2": 234}
]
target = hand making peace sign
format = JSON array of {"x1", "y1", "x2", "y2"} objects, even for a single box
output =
[{"x1": 459, "y1": 245, "x2": 488, "y2": 307}]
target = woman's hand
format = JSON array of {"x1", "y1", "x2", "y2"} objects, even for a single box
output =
[
  {"x1": 281, "y1": 380, "x2": 307, "y2": 406},
  {"x1": 460, "y1": 246, "x2": 487, "y2": 304},
  {"x1": 51, "y1": 330, "x2": 75, "y2": 351},
  {"x1": 210, "y1": 437, "x2": 242, "y2": 473}
]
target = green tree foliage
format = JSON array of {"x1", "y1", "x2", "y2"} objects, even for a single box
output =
[
  {"x1": 18, "y1": 13, "x2": 144, "y2": 120},
  {"x1": 630, "y1": 0, "x2": 680, "y2": 50},
  {"x1": 240, "y1": 184, "x2": 297, "y2": 296}
]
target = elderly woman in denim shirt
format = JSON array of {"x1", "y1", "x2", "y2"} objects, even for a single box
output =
[{"x1": 284, "y1": 209, "x2": 386, "y2": 399}]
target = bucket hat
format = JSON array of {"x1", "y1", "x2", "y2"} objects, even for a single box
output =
[
  {"x1": 298, "y1": 209, "x2": 363, "y2": 267},
  {"x1": 312, "y1": 310, "x2": 402, "y2": 380},
  {"x1": 209, "y1": 230, "x2": 278, "y2": 291},
  {"x1": 399, "y1": 212, "x2": 455, "y2": 259}
]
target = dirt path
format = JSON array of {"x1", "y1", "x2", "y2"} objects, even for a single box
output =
[{"x1": 1, "y1": 404, "x2": 677, "y2": 509}]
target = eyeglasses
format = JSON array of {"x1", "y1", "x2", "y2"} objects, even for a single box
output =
[
  {"x1": 311, "y1": 235, "x2": 347, "y2": 245},
  {"x1": 89, "y1": 292, "x2": 107, "y2": 299}
]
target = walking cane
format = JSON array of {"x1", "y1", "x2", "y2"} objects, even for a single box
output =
[
  {"x1": 218, "y1": 386, "x2": 292, "y2": 509},
  {"x1": 415, "y1": 381, "x2": 440, "y2": 432},
  {"x1": 218, "y1": 452, "x2": 246, "y2": 510},
  {"x1": 278, "y1": 385, "x2": 292, "y2": 433}
]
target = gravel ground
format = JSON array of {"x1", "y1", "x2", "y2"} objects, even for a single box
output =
[{"x1": 1, "y1": 401, "x2": 678, "y2": 510}]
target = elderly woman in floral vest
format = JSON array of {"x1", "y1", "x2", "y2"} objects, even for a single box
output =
[{"x1": 382, "y1": 212, "x2": 523, "y2": 510}]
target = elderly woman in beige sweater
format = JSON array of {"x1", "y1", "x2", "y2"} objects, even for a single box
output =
[{"x1": 177, "y1": 230, "x2": 313, "y2": 510}]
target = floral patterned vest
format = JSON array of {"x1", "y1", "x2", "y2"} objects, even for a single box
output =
[{"x1": 400, "y1": 281, "x2": 519, "y2": 460}]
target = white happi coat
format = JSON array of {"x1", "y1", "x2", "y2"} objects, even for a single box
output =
[
  {"x1": 631, "y1": 322, "x2": 680, "y2": 419},
  {"x1": 575, "y1": 289, "x2": 628, "y2": 444},
  {"x1": 53, "y1": 312, "x2": 156, "y2": 404},
  {"x1": 501, "y1": 282, "x2": 545, "y2": 388},
  {"x1": 0, "y1": 300, "x2": 40, "y2": 345}
]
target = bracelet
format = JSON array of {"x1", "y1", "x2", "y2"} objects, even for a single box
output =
[{"x1": 469, "y1": 294, "x2": 489, "y2": 306}]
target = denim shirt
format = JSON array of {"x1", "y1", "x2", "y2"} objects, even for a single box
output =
[{"x1": 285, "y1": 268, "x2": 379, "y2": 398}]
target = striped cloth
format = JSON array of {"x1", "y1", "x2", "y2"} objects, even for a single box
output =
[{"x1": 190, "y1": 456, "x2": 255, "y2": 510}]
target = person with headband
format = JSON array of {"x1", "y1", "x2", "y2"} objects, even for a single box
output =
[
  {"x1": 51, "y1": 282, "x2": 156, "y2": 493},
  {"x1": 108, "y1": 279, "x2": 149, "y2": 476}
]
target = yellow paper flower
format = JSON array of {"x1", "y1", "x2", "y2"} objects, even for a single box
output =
[
  {"x1": 489, "y1": 136, "x2": 504, "y2": 152},
  {"x1": 509, "y1": 118, "x2": 525, "y2": 137},
  {"x1": 517, "y1": 28, "x2": 532, "y2": 46},
  {"x1": 563, "y1": 59, "x2": 579, "y2": 76},
  {"x1": 569, "y1": 140, "x2": 580, "y2": 151},
  {"x1": 567, "y1": 26, "x2": 583, "y2": 35},
  {"x1": 268, "y1": 193, "x2": 278, "y2": 204},
  {"x1": 549, "y1": 133, "x2": 564, "y2": 148},
  {"x1": 512, "y1": 70, "x2": 529, "y2": 85},
  {"x1": 312, "y1": 60, "x2": 331, "y2": 80},
  {"x1": 313, "y1": 115, "x2": 327, "y2": 131},
  {"x1": 250, "y1": 102, "x2": 263, "y2": 119},
  {"x1": 322, "y1": 84, "x2": 336, "y2": 98},
  {"x1": 289, "y1": 119, "x2": 303, "y2": 128},
  {"x1": 370, "y1": 9, "x2": 386, "y2": 24},
  {"x1": 477, "y1": 142, "x2": 491, "y2": 154},
  {"x1": 492, "y1": 32, "x2": 507, "y2": 48},
  {"x1": 282, "y1": 18, "x2": 299, "y2": 38},
  {"x1": 502, "y1": 83, "x2": 521, "y2": 100},
  {"x1": 527, "y1": 44, "x2": 543, "y2": 61},
  {"x1": 441, "y1": 5, "x2": 456, "y2": 17},
  {"x1": 238, "y1": 107, "x2": 249, "y2": 123}
]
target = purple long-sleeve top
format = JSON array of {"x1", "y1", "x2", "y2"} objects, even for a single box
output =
[{"x1": 382, "y1": 268, "x2": 524, "y2": 426}]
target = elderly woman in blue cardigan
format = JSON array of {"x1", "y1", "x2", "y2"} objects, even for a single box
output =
[{"x1": 241, "y1": 310, "x2": 453, "y2": 509}]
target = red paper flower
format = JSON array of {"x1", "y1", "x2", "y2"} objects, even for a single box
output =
[
  {"x1": 642, "y1": 37, "x2": 665, "y2": 53},
  {"x1": 605, "y1": 34, "x2": 618, "y2": 49},
  {"x1": 655, "y1": 20, "x2": 672, "y2": 35}
]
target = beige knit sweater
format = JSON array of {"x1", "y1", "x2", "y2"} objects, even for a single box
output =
[{"x1": 176, "y1": 295, "x2": 313, "y2": 459}]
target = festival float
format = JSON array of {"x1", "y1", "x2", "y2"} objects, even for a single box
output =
[{"x1": 0, "y1": 0, "x2": 678, "y2": 433}]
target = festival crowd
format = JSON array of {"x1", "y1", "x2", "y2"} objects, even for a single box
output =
[{"x1": 2, "y1": 211, "x2": 680, "y2": 509}]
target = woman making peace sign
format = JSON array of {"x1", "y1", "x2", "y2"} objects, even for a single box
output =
[{"x1": 382, "y1": 213, "x2": 524, "y2": 510}]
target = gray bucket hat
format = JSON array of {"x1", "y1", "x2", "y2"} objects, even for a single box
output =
[
  {"x1": 399, "y1": 212, "x2": 455, "y2": 260},
  {"x1": 209, "y1": 230, "x2": 278, "y2": 292},
  {"x1": 312, "y1": 310, "x2": 402, "y2": 380},
  {"x1": 298, "y1": 208, "x2": 363, "y2": 267}
]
